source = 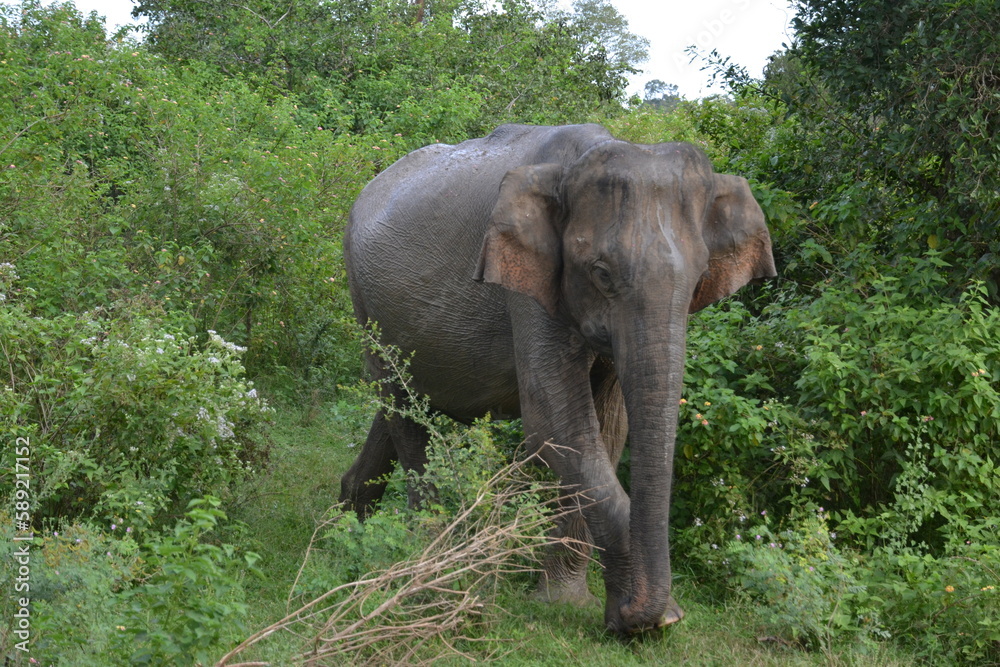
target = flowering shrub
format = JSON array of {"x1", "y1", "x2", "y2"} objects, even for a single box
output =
[
  {"x1": 865, "y1": 543, "x2": 1000, "y2": 663},
  {"x1": 0, "y1": 267, "x2": 271, "y2": 531},
  {"x1": 723, "y1": 510, "x2": 886, "y2": 650}
]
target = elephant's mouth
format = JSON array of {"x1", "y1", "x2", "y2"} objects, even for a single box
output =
[{"x1": 579, "y1": 320, "x2": 612, "y2": 353}]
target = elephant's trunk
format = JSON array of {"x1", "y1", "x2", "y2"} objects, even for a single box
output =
[{"x1": 611, "y1": 297, "x2": 688, "y2": 632}]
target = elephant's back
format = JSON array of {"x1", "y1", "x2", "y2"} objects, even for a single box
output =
[{"x1": 344, "y1": 124, "x2": 613, "y2": 420}]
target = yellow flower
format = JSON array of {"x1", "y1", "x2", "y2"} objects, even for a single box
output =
[{"x1": 945, "y1": 585, "x2": 955, "y2": 593}]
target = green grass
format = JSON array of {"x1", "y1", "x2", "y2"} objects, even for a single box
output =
[
  {"x1": 221, "y1": 394, "x2": 920, "y2": 666},
  {"x1": 222, "y1": 393, "x2": 371, "y2": 662}
]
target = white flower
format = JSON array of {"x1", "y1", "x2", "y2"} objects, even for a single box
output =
[
  {"x1": 217, "y1": 415, "x2": 234, "y2": 440},
  {"x1": 208, "y1": 356, "x2": 221, "y2": 364}
]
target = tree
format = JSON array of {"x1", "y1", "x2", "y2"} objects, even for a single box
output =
[
  {"x1": 564, "y1": 0, "x2": 649, "y2": 71},
  {"x1": 785, "y1": 0, "x2": 1000, "y2": 290},
  {"x1": 132, "y1": 0, "x2": 648, "y2": 140},
  {"x1": 642, "y1": 78, "x2": 680, "y2": 111}
]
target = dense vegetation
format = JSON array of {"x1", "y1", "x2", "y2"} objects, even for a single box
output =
[{"x1": 1, "y1": 0, "x2": 997, "y2": 664}]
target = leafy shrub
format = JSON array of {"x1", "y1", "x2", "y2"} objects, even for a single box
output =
[
  {"x1": 0, "y1": 265, "x2": 271, "y2": 530},
  {"x1": 724, "y1": 510, "x2": 886, "y2": 651},
  {"x1": 670, "y1": 250, "x2": 1000, "y2": 661},
  {"x1": 296, "y1": 334, "x2": 545, "y2": 597},
  {"x1": 117, "y1": 497, "x2": 261, "y2": 666},
  {"x1": 0, "y1": 512, "x2": 141, "y2": 662},
  {"x1": 1, "y1": 497, "x2": 257, "y2": 666},
  {"x1": 784, "y1": 254, "x2": 1000, "y2": 552},
  {"x1": 866, "y1": 544, "x2": 1000, "y2": 664}
]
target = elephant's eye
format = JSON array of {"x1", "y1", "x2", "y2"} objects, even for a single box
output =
[{"x1": 590, "y1": 261, "x2": 617, "y2": 297}]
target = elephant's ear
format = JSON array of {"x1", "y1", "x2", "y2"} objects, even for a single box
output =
[
  {"x1": 474, "y1": 163, "x2": 565, "y2": 316},
  {"x1": 690, "y1": 174, "x2": 777, "y2": 313}
]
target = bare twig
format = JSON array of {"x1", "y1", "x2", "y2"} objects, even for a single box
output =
[{"x1": 217, "y1": 456, "x2": 592, "y2": 666}]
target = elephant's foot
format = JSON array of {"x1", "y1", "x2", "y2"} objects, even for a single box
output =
[
  {"x1": 533, "y1": 572, "x2": 600, "y2": 607},
  {"x1": 655, "y1": 595, "x2": 684, "y2": 627},
  {"x1": 605, "y1": 594, "x2": 685, "y2": 635}
]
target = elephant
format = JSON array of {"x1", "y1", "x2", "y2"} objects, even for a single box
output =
[{"x1": 338, "y1": 123, "x2": 776, "y2": 634}]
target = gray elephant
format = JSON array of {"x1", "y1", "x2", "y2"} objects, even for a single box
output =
[{"x1": 338, "y1": 123, "x2": 776, "y2": 634}]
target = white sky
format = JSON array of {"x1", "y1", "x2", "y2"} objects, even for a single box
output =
[{"x1": 3, "y1": 0, "x2": 795, "y2": 99}]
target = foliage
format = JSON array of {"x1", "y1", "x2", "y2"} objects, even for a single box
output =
[
  {"x1": 118, "y1": 497, "x2": 261, "y2": 666},
  {"x1": 0, "y1": 271, "x2": 270, "y2": 531},
  {"x1": 724, "y1": 510, "x2": 886, "y2": 652},
  {"x1": 866, "y1": 544, "x2": 1000, "y2": 664},
  {"x1": 1, "y1": 0, "x2": 372, "y2": 389},
  {"x1": 785, "y1": 256, "x2": 1000, "y2": 552},
  {"x1": 222, "y1": 340, "x2": 558, "y2": 664},
  {"x1": 642, "y1": 78, "x2": 681, "y2": 112},
  {"x1": 781, "y1": 0, "x2": 1000, "y2": 292},
  {"x1": 0, "y1": 514, "x2": 140, "y2": 662},
  {"x1": 133, "y1": 0, "x2": 647, "y2": 138},
  {"x1": 668, "y1": 252, "x2": 1000, "y2": 663},
  {"x1": 0, "y1": 498, "x2": 257, "y2": 665}
]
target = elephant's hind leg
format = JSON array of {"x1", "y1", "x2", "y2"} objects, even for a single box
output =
[{"x1": 339, "y1": 410, "x2": 396, "y2": 518}]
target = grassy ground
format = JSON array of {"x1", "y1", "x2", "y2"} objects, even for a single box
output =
[{"x1": 222, "y1": 395, "x2": 919, "y2": 666}]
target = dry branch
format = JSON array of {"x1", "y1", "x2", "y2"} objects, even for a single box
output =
[{"x1": 217, "y1": 454, "x2": 594, "y2": 666}]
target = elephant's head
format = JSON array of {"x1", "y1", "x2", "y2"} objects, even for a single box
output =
[{"x1": 475, "y1": 141, "x2": 776, "y2": 632}]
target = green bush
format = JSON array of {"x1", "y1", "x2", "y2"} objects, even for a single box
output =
[
  {"x1": 0, "y1": 265, "x2": 271, "y2": 530},
  {"x1": 866, "y1": 544, "x2": 1000, "y2": 663},
  {"x1": 118, "y1": 497, "x2": 260, "y2": 666},
  {"x1": 0, "y1": 515, "x2": 141, "y2": 663},
  {"x1": 0, "y1": 498, "x2": 259, "y2": 665},
  {"x1": 293, "y1": 338, "x2": 546, "y2": 605},
  {"x1": 668, "y1": 250, "x2": 1000, "y2": 662},
  {"x1": 786, "y1": 254, "x2": 1000, "y2": 551},
  {"x1": 723, "y1": 510, "x2": 886, "y2": 651}
]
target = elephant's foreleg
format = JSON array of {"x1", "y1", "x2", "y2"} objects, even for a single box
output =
[
  {"x1": 507, "y1": 295, "x2": 632, "y2": 622},
  {"x1": 535, "y1": 499, "x2": 598, "y2": 606},
  {"x1": 382, "y1": 410, "x2": 432, "y2": 509},
  {"x1": 535, "y1": 357, "x2": 626, "y2": 606},
  {"x1": 339, "y1": 410, "x2": 396, "y2": 518}
]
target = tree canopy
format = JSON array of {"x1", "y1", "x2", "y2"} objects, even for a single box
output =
[{"x1": 130, "y1": 0, "x2": 649, "y2": 141}]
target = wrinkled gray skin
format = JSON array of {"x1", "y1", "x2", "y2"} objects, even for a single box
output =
[{"x1": 339, "y1": 124, "x2": 776, "y2": 634}]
